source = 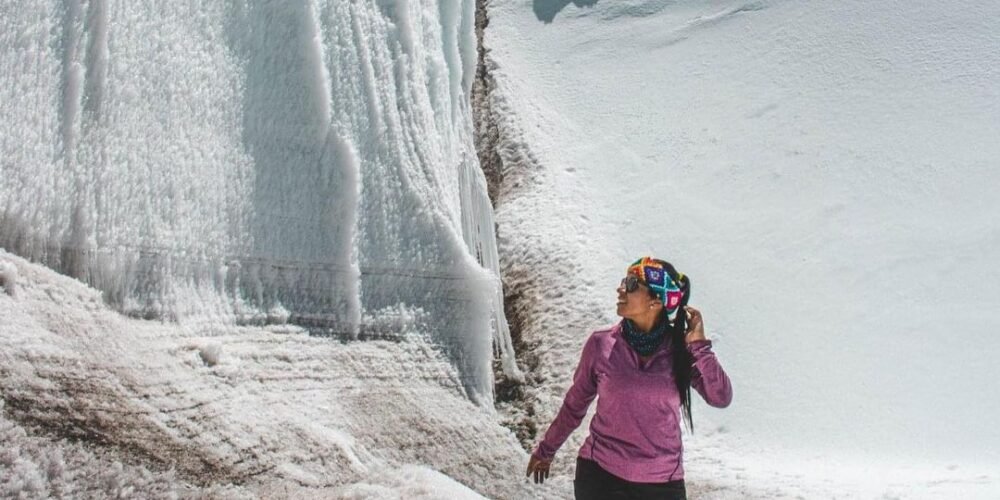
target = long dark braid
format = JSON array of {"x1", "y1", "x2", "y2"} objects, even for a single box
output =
[{"x1": 653, "y1": 261, "x2": 694, "y2": 432}]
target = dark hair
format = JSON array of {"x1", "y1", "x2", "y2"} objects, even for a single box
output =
[{"x1": 647, "y1": 261, "x2": 694, "y2": 432}]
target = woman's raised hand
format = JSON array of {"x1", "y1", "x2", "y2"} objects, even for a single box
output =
[
  {"x1": 684, "y1": 306, "x2": 707, "y2": 344},
  {"x1": 525, "y1": 455, "x2": 552, "y2": 484}
]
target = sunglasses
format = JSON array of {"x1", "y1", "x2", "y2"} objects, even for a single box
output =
[{"x1": 620, "y1": 275, "x2": 643, "y2": 293}]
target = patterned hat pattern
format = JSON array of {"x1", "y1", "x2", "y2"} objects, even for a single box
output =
[{"x1": 627, "y1": 256, "x2": 685, "y2": 312}]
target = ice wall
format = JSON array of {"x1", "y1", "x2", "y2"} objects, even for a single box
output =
[{"x1": 0, "y1": 0, "x2": 517, "y2": 403}]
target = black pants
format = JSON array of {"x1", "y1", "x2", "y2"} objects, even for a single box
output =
[{"x1": 574, "y1": 457, "x2": 687, "y2": 500}]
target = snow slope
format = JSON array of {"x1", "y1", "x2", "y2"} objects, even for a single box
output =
[
  {"x1": 485, "y1": 0, "x2": 1000, "y2": 497},
  {"x1": 0, "y1": 249, "x2": 537, "y2": 499}
]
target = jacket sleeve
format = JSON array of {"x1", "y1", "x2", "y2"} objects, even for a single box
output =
[
  {"x1": 532, "y1": 333, "x2": 600, "y2": 461},
  {"x1": 687, "y1": 339, "x2": 733, "y2": 408}
]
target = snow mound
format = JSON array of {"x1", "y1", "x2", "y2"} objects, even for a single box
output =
[
  {"x1": 0, "y1": 399, "x2": 245, "y2": 499},
  {"x1": 0, "y1": 258, "x2": 16, "y2": 297},
  {"x1": 0, "y1": 249, "x2": 540, "y2": 499},
  {"x1": 333, "y1": 465, "x2": 486, "y2": 500}
]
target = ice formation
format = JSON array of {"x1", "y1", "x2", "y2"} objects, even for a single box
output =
[{"x1": 0, "y1": 0, "x2": 519, "y2": 402}]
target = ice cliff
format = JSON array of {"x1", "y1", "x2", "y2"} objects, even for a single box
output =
[{"x1": 0, "y1": 0, "x2": 518, "y2": 403}]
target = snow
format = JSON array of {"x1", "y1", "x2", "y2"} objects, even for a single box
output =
[
  {"x1": 485, "y1": 0, "x2": 1000, "y2": 497},
  {"x1": 0, "y1": 259, "x2": 16, "y2": 297},
  {"x1": 198, "y1": 343, "x2": 223, "y2": 367},
  {"x1": 331, "y1": 465, "x2": 486, "y2": 500},
  {"x1": 3, "y1": 0, "x2": 999, "y2": 498},
  {"x1": 0, "y1": 249, "x2": 538, "y2": 499}
]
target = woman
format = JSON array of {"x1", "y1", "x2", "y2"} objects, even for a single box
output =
[{"x1": 525, "y1": 257, "x2": 732, "y2": 500}]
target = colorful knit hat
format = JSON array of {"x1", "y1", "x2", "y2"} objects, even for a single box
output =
[{"x1": 626, "y1": 256, "x2": 689, "y2": 312}]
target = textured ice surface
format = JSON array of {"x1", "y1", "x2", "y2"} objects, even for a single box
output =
[
  {"x1": 0, "y1": 260, "x2": 16, "y2": 297},
  {"x1": 0, "y1": 249, "x2": 538, "y2": 499},
  {"x1": 0, "y1": 0, "x2": 518, "y2": 402}
]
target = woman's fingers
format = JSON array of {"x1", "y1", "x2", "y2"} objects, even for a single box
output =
[
  {"x1": 685, "y1": 307, "x2": 702, "y2": 324},
  {"x1": 526, "y1": 457, "x2": 550, "y2": 484},
  {"x1": 683, "y1": 306, "x2": 707, "y2": 342},
  {"x1": 534, "y1": 466, "x2": 549, "y2": 484}
]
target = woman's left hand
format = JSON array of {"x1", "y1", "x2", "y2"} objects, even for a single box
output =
[{"x1": 684, "y1": 306, "x2": 707, "y2": 344}]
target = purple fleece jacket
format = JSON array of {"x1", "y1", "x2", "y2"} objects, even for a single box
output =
[{"x1": 533, "y1": 322, "x2": 732, "y2": 483}]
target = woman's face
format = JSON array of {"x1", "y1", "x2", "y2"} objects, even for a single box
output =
[{"x1": 616, "y1": 272, "x2": 660, "y2": 320}]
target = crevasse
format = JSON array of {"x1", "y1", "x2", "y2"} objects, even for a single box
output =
[{"x1": 0, "y1": 0, "x2": 520, "y2": 404}]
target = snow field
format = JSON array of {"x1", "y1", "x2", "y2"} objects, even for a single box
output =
[{"x1": 484, "y1": 0, "x2": 1000, "y2": 497}]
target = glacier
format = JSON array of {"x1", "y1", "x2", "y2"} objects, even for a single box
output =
[{"x1": 0, "y1": 0, "x2": 518, "y2": 404}]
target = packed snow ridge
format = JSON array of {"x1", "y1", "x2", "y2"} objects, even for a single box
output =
[{"x1": 0, "y1": 249, "x2": 536, "y2": 499}]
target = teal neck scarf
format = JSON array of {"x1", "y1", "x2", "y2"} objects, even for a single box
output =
[{"x1": 621, "y1": 317, "x2": 669, "y2": 356}]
